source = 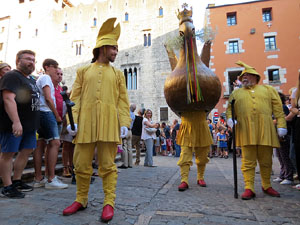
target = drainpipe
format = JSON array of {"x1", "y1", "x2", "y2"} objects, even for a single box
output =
[{"x1": 4, "y1": 16, "x2": 11, "y2": 62}]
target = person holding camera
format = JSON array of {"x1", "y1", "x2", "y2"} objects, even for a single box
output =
[{"x1": 141, "y1": 109, "x2": 158, "y2": 167}]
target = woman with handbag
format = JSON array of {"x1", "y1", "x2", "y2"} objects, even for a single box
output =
[
  {"x1": 290, "y1": 73, "x2": 300, "y2": 189},
  {"x1": 141, "y1": 109, "x2": 158, "y2": 167}
]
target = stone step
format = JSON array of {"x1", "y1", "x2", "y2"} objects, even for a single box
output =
[
  {"x1": 25, "y1": 152, "x2": 63, "y2": 169},
  {"x1": 0, "y1": 148, "x2": 146, "y2": 185}
]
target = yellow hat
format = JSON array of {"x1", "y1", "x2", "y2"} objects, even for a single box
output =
[
  {"x1": 236, "y1": 60, "x2": 260, "y2": 82},
  {"x1": 94, "y1": 18, "x2": 120, "y2": 51}
]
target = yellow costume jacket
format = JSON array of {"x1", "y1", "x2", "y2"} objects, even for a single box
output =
[
  {"x1": 177, "y1": 111, "x2": 213, "y2": 147},
  {"x1": 70, "y1": 62, "x2": 131, "y2": 144},
  {"x1": 226, "y1": 85, "x2": 286, "y2": 148}
]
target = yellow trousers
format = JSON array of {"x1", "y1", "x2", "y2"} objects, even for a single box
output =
[
  {"x1": 73, "y1": 142, "x2": 118, "y2": 208},
  {"x1": 241, "y1": 145, "x2": 273, "y2": 192},
  {"x1": 177, "y1": 146, "x2": 210, "y2": 185}
]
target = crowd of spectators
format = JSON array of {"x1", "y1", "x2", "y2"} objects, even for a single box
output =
[
  {"x1": 0, "y1": 51, "x2": 69, "y2": 198},
  {"x1": 207, "y1": 116, "x2": 240, "y2": 159},
  {"x1": 118, "y1": 107, "x2": 182, "y2": 169}
]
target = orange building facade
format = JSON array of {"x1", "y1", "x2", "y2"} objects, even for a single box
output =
[{"x1": 205, "y1": 0, "x2": 300, "y2": 117}]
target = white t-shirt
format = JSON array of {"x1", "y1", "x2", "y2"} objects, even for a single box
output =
[
  {"x1": 141, "y1": 118, "x2": 156, "y2": 140},
  {"x1": 36, "y1": 74, "x2": 56, "y2": 112},
  {"x1": 291, "y1": 88, "x2": 300, "y2": 107}
]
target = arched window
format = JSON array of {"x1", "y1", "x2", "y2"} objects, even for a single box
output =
[
  {"x1": 35, "y1": 28, "x2": 38, "y2": 36},
  {"x1": 93, "y1": 18, "x2": 97, "y2": 26},
  {"x1": 148, "y1": 33, "x2": 151, "y2": 46},
  {"x1": 125, "y1": 12, "x2": 129, "y2": 21},
  {"x1": 124, "y1": 68, "x2": 137, "y2": 90},
  {"x1": 159, "y1": 7, "x2": 163, "y2": 16},
  {"x1": 18, "y1": 31, "x2": 21, "y2": 39},
  {"x1": 29, "y1": 11, "x2": 32, "y2": 19},
  {"x1": 144, "y1": 34, "x2": 147, "y2": 46},
  {"x1": 132, "y1": 67, "x2": 137, "y2": 90},
  {"x1": 128, "y1": 68, "x2": 132, "y2": 90},
  {"x1": 124, "y1": 69, "x2": 128, "y2": 88},
  {"x1": 79, "y1": 44, "x2": 82, "y2": 55},
  {"x1": 64, "y1": 22, "x2": 67, "y2": 31},
  {"x1": 76, "y1": 44, "x2": 78, "y2": 55}
]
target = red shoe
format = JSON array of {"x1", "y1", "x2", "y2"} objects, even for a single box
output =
[
  {"x1": 262, "y1": 187, "x2": 280, "y2": 197},
  {"x1": 101, "y1": 205, "x2": 114, "y2": 222},
  {"x1": 178, "y1": 182, "x2": 189, "y2": 191},
  {"x1": 197, "y1": 180, "x2": 207, "y2": 187},
  {"x1": 63, "y1": 202, "x2": 86, "y2": 216},
  {"x1": 241, "y1": 189, "x2": 256, "y2": 200}
]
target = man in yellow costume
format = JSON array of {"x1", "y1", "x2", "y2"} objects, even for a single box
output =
[
  {"x1": 62, "y1": 18, "x2": 131, "y2": 222},
  {"x1": 177, "y1": 111, "x2": 213, "y2": 191},
  {"x1": 226, "y1": 61, "x2": 287, "y2": 200}
]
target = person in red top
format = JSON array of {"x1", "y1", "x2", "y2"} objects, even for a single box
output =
[{"x1": 53, "y1": 68, "x2": 63, "y2": 125}]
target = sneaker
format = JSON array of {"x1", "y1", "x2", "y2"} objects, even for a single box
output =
[
  {"x1": 117, "y1": 165, "x2": 128, "y2": 169},
  {"x1": 293, "y1": 174, "x2": 298, "y2": 180},
  {"x1": 293, "y1": 184, "x2": 300, "y2": 190},
  {"x1": 13, "y1": 180, "x2": 33, "y2": 192},
  {"x1": 33, "y1": 177, "x2": 48, "y2": 188},
  {"x1": 280, "y1": 179, "x2": 293, "y2": 185},
  {"x1": 273, "y1": 177, "x2": 283, "y2": 182},
  {"x1": 45, "y1": 176, "x2": 68, "y2": 189},
  {"x1": 168, "y1": 153, "x2": 172, "y2": 157},
  {"x1": 1, "y1": 185, "x2": 25, "y2": 198}
]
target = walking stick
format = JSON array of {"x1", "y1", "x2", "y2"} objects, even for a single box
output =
[
  {"x1": 231, "y1": 99, "x2": 238, "y2": 199},
  {"x1": 61, "y1": 91, "x2": 75, "y2": 130},
  {"x1": 60, "y1": 91, "x2": 76, "y2": 184}
]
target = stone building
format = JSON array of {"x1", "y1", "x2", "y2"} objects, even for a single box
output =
[{"x1": 0, "y1": 0, "x2": 195, "y2": 123}]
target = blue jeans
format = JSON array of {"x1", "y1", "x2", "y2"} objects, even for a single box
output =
[
  {"x1": 37, "y1": 111, "x2": 60, "y2": 142},
  {"x1": 144, "y1": 138, "x2": 154, "y2": 166},
  {"x1": 174, "y1": 141, "x2": 181, "y2": 157}
]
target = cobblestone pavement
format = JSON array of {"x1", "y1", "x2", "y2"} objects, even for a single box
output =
[{"x1": 1, "y1": 153, "x2": 300, "y2": 225}]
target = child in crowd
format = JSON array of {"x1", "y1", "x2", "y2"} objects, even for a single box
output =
[
  {"x1": 160, "y1": 131, "x2": 167, "y2": 156},
  {"x1": 166, "y1": 138, "x2": 173, "y2": 156},
  {"x1": 217, "y1": 129, "x2": 228, "y2": 158},
  {"x1": 212, "y1": 127, "x2": 218, "y2": 157},
  {"x1": 215, "y1": 128, "x2": 221, "y2": 157},
  {"x1": 155, "y1": 123, "x2": 161, "y2": 155}
]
